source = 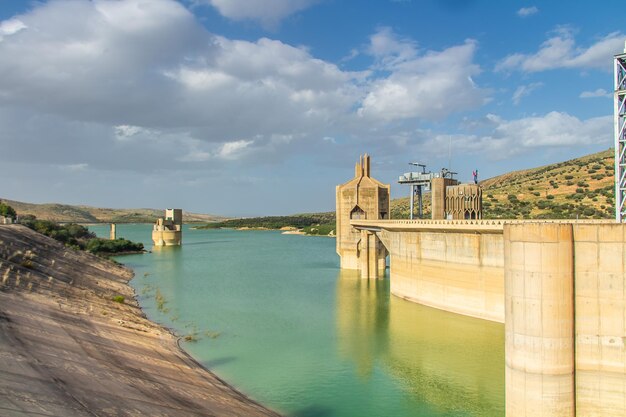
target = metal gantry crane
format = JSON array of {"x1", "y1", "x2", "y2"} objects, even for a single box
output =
[
  {"x1": 615, "y1": 43, "x2": 626, "y2": 222},
  {"x1": 398, "y1": 163, "x2": 433, "y2": 219}
]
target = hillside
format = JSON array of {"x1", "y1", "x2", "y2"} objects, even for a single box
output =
[
  {"x1": 0, "y1": 198, "x2": 227, "y2": 223},
  {"x1": 391, "y1": 149, "x2": 614, "y2": 220}
]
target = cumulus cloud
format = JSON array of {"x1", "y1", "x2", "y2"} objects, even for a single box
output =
[
  {"x1": 496, "y1": 27, "x2": 625, "y2": 72},
  {"x1": 200, "y1": 0, "x2": 319, "y2": 28},
  {"x1": 358, "y1": 28, "x2": 488, "y2": 121},
  {"x1": 0, "y1": 0, "x2": 492, "y2": 185},
  {"x1": 580, "y1": 88, "x2": 612, "y2": 98},
  {"x1": 512, "y1": 82, "x2": 543, "y2": 105},
  {"x1": 418, "y1": 111, "x2": 612, "y2": 162},
  {"x1": 517, "y1": 6, "x2": 538, "y2": 17},
  {"x1": 0, "y1": 18, "x2": 27, "y2": 41}
]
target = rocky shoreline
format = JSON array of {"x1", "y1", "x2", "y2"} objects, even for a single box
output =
[{"x1": 0, "y1": 225, "x2": 281, "y2": 417}]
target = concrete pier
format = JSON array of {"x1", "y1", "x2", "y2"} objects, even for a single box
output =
[{"x1": 504, "y1": 223, "x2": 575, "y2": 417}]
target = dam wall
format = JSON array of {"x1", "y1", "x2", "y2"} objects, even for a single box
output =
[
  {"x1": 347, "y1": 219, "x2": 625, "y2": 417},
  {"x1": 374, "y1": 221, "x2": 505, "y2": 322}
]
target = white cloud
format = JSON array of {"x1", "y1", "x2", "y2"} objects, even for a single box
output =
[
  {"x1": 0, "y1": 18, "x2": 26, "y2": 41},
  {"x1": 114, "y1": 125, "x2": 149, "y2": 139},
  {"x1": 491, "y1": 111, "x2": 611, "y2": 148},
  {"x1": 517, "y1": 6, "x2": 538, "y2": 17},
  {"x1": 580, "y1": 88, "x2": 612, "y2": 99},
  {"x1": 496, "y1": 28, "x2": 625, "y2": 72},
  {"x1": 0, "y1": 0, "x2": 489, "y2": 178},
  {"x1": 60, "y1": 163, "x2": 89, "y2": 172},
  {"x1": 218, "y1": 139, "x2": 254, "y2": 159},
  {"x1": 419, "y1": 112, "x2": 612, "y2": 161},
  {"x1": 512, "y1": 82, "x2": 543, "y2": 105},
  {"x1": 201, "y1": 0, "x2": 319, "y2": 28},
  {"x1": 358, "y1": 29, "x2": 487, "y2": 121}
]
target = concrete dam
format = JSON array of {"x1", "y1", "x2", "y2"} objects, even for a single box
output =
[{"x1": 336, "y1": 155, "x2": 626, "y2": 417}]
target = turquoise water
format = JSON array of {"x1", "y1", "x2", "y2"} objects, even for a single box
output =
[{"x1": 91, "y1": 224, "x2": 504, "y2": 417}]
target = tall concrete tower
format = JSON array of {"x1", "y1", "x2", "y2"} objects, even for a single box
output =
[
  {"x1": 336, "y1": 154, "x2": 390, "y2": 277},
  {"x1": 615, "y1": 43, "x2": 626, "y2": 221}
]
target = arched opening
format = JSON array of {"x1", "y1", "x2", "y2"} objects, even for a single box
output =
[{"x1": 350, "y1": 205, "x2": 366, "y2": 220}]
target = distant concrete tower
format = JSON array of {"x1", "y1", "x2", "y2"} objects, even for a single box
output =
[
  {"x1": 336, "y1": 154, "x2": 390, "y2": 278},
  {"x1": 615, "y1": 43, "x2": 626, "y2": 221},
  {"x1": 109, "y1": 223, "x2": 116, "y2": 240},
  {"x1": 152, "y1": 208, "x2": 183, "y2": 246}
]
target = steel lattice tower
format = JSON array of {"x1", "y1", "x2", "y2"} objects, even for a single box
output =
[{"x1": 615, "y1": 46, "x2": 626, "y2": 221}]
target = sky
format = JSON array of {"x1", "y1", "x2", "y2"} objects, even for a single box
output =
[{"x1": 0, "y1": 0, "x2": 624, "y2": 216}]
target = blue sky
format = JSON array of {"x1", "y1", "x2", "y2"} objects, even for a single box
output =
[{"x1": 0, "y1": 0, "x2": 623, "y2": 216}]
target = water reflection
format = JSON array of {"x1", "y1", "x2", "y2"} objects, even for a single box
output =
[{"x1": 336, "y1": 270, "x2": 504, "y2": 417}]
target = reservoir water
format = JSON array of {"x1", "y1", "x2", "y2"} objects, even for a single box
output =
[{"x1": 91, "y1": 224, "x2": 504, "y2": 417}]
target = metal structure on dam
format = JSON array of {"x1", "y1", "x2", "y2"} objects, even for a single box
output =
[{"x1": 336, "y1": 155, "x2": 626, "y2": 417}]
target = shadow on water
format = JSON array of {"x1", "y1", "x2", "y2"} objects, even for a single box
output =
[{"x1": 289, "y1": 405, "x2": 334, "y2": 417}]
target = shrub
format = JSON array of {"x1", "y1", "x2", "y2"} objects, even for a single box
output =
[
  {"x1": 583, "y1": 208, "x2": 596, "y2": 216},
  {"x1": 0, "y1": 201, "x2": 17, "y2": 220},
  {"x1": 546, "y1": 195, "x2": 555, "y2": 200},
  {"x1": 564, "y1": 175, "x2": 574, "y2": 180},
  {"x1": 112, "y1": 295, "x2": 125, "y2": 303},
  {"x1": 86, "y1": 238, "x2": 144, "y2": 255}
]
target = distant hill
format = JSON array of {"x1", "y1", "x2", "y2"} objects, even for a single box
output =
[{"x1": 0, "y1": 199, "x2": 227, "y2": 224}]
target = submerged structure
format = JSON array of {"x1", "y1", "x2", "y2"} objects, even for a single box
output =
[{"x1": 152, "y1": 209, "x2": 182, "y2": 246}]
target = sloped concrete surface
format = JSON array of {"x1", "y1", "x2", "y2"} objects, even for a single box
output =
[{"x1": 0, "y1": 225, "x2": 281, "y2": 417}]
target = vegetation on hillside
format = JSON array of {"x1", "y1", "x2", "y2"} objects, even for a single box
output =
[
  {"x1": 198, "y1": 213, "x2": 335, "y2": 233},
  {"x1": 19, "y1": 216, "x2": 144, "y2": 256},
  {"x1": 479, "y1": 149, "x2": 613, "y2": 219},
  {"x1": 0, "y1": 201, "x2": 17, "y2": 220},
  {"x1": 390, "y1": 149, "x2": 615, "y2": 220}
]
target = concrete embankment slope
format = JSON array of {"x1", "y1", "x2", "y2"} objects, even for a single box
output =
[{"x1": 0, "y1": 225, "x2": 281, "y2": 417}]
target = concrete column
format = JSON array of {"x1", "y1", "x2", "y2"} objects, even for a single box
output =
[
  {"x1": 504, "y1": 223, "x2": 575, "y2": 417},
  {"x1": 431, "y1": 178, "x2": 446, "y2": 220},
  {"x1": 359, "y1": 230, "x2": 385, "y2": 279},
  {"x1": 360, "y1": 230, "x2": 370, "y2": 279},
  {"x1": 110, "y1": 223, "x2": 116, "y2": 240}
]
